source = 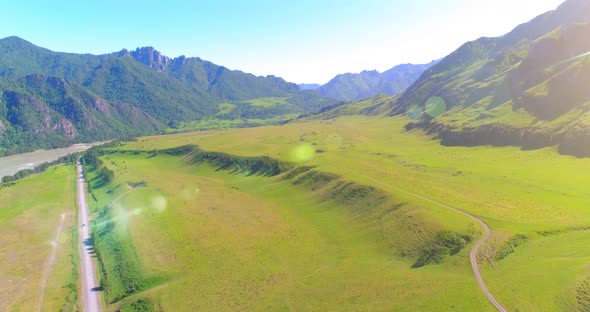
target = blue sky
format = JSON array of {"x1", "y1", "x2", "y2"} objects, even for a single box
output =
[{"x1": 1, "y1": 0, "x2": 565, "y2": 83}]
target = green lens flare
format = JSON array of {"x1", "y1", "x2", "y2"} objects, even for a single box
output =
[
  {"x1": 425, "y1": 96, "x2": 447, "y2": 118},
  {"x1": 558, "y1": 50, "x2": 590, "y2": 65},
  {"x1": 291, "y1": 144, "x2": 316, "y2": 163}
]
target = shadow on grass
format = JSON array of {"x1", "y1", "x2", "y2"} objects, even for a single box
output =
[{"x1": 90, "y1": 175, "x2": 107, "y2": 189}]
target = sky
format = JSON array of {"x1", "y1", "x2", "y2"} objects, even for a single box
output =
[{"x1": 0, "y1": 0, "x2": 565, "y2": 84}]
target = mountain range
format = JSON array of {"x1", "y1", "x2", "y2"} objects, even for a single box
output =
[
  {"x1": 324, "y1": 0, "x2": 590, "y2": 157},
  {"x1": 299, "y1": 61, "x2": 437, "y2": 101},
  {"x1": 3, "y1": 0, "x2": 590, "y2": 158},
  {"x1": 0, "y1": 37, "x2": 340, "y2": 153}
]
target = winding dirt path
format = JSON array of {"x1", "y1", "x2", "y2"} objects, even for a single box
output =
[
  {"x1": 36, "y1": 213, "x2": 67, "y2": 312},
  {"x1": 329, "y1": 162, "x2": 508, "y2": 311},
  {"x1": 77, "y1": 159, "x2": 101, "y2": 312},
  {"x1": 394, "y1": 188, "x2": 507, "y2": 312}
]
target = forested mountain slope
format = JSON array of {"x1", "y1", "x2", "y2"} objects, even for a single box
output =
[{"x1": 0, "y1": 37, "x2": 337, "y2": 153}]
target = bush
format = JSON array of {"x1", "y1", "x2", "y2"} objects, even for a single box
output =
[
  {"x1": 413, "y1": 231, "x2": 472, "y2": 268},
  {"x1": 98, "y1": 167, "x2": 115, "y2": 184},
  {"x1": 495, "y1": 234, "x2": 527, "y2": 261}
]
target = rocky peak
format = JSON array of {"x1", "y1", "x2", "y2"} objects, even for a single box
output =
[
  {"x1": 360, "y1": 70, "x2": 380, "y2": 77},
  {"x1": 0, "y1": 119, "x2": 5, "y2": 132},
  {"x1": 118, "y1": 48, "x2": 131, "y2": 57},
  {"x1": 130, "y1": 47, "x2": 170, "y2": 72}
]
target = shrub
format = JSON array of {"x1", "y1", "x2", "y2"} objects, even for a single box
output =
[
  {"x1": 413, "y1": 231, "x2": 472, "y2": 268},
  {"x1": 495, "y1": 234, "x2": 527, "y2": 261}
]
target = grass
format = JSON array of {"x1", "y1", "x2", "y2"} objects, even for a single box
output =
[
  {"x1": 246, "y1": 97, "x2": 289, "y2": 108},
  {"x1": 169, "y1": 114, "x2": 299, "y2": 132},
  {"x1": 88, "y1": 151, "x2": 490, "y2": 311},
  {"x1": 485, "y1": 231, "x2": 590, "y2": 311},
  {"x1": 119, "y1": 115, "x2": 590, "y2": 310},
  {"x1": 0, "y1": 164, "x2": 78, "y2": 311}
]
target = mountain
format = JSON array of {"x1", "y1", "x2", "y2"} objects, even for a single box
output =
[
  {"x1": 0, "y1": 74, "x2": 161, "y2": 149},
  {"x1": 0, "y1": 37, "x2": 337, "y2": 153},
  {"x1": 315, "y1": 61, "x2": 437, "y2": 102},
  {"x1": 322, "y1": 0, "x2": 590, "y2": 157}
]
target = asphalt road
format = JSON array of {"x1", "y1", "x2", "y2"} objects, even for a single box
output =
[{"x1": 77, "y1": 159, "x2": 101, "y2": 312}]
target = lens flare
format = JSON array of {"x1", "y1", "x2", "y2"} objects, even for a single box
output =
[
  {"x1": 93, "y1": 207, "x2": 143, "y2": 228},
  {"x1": 291, "y1": 144, "x2": 316, "y2": 163},
  {"x1": 152, "y1": 195, "x2": 168, "y2": 212},
  {"x1": 425, "y1": 96, "x2": 447, "y2": 118},
  {"x1": 557, "y1": 50, "x2": 590, "y2": 65}
]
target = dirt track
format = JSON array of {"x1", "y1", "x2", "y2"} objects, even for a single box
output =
[
  {"x1": 329, "y1": 162, "x2": 508, "y2": 311},
  {"x1": 36, "y1": 213, "x2": 67, "y2": 312}
]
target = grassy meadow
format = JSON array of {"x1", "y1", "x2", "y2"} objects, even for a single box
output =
[
  {"x1": 112, "y1": 115, "x2": 590, "y2": 311},
  {"x1": 0, "y1": 164, "x2": 78, "y2": 311},
  {"x1": 85, "y1": 150, "x2": 493, "y2": 311}
]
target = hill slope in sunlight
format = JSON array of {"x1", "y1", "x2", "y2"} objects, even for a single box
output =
[{"x1": 320, "y1": 0, "x2": 590, "y2": 157}]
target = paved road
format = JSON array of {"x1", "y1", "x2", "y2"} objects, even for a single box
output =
[
  {"x1": 328, "y1": 162, "x2": 508, "y2": 311},
  {"x1": 77, "y1": 159, "x2": 101, "y2": 312}
]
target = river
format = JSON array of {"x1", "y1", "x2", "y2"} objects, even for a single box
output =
[{"x1": 0, "y1": 143, "x2": 102, "y2": 178}]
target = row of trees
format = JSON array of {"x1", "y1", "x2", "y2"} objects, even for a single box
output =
[
  {"x1": 83, "y1": 147, "x2": 115, "y2": 184},
  {"x1": 1, "y1": 153, "x2": 78, "y2": 184}
]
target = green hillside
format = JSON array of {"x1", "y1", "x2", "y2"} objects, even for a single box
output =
[
  {"x1": 0, "y1": 74, "x2": 161, "y2": 152},
  {"x1": 0, "y1": 37, "x2": 337, "y2": 152},
  {"x1": 377, "y1": 0, "x2": 590, "y2": 157}
]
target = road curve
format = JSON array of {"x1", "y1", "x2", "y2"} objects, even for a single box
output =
[
  {"x1": 398, "y1": 189, "x2": 508, "y2": 312},
  {"x1": 77, "y1": 159, "x2": 101, "y2": 312},
  {"x1": 328, "y1": 162, "x2": 508, "y2": 311}
]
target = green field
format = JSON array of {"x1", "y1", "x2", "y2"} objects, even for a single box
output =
[
  {"x1": 168, "y1": 97, "x2": 314, "y2": 133},
  {"x1": 171, "y1": 114, "x2": 299, "y2": 133},
  {"x1": 84, "y1": 149, "x2": 495, "y2": 311},
  {"x1": 108, "y1": 115, "x2": 590, "y2": 311},
  {"x1": 0, "y1": 165, "x2": 78, "y2": 311},
  {"x1": 2, "y1": 113, "x2": 582, "y2": 311}
]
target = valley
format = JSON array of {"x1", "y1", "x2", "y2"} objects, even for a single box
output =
[
  {"x1": 114, "y1": 117, "x2": 590, "y2": 310},
  {"x1": 82, "y1": 147, "x2": 485, "y2": 311},
  {"x1": 1, "y1": 0, "x2": 590, "y2": 311},
  {"x1": 4, "y1": 113, "x2": 590, "y2": 310}
]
